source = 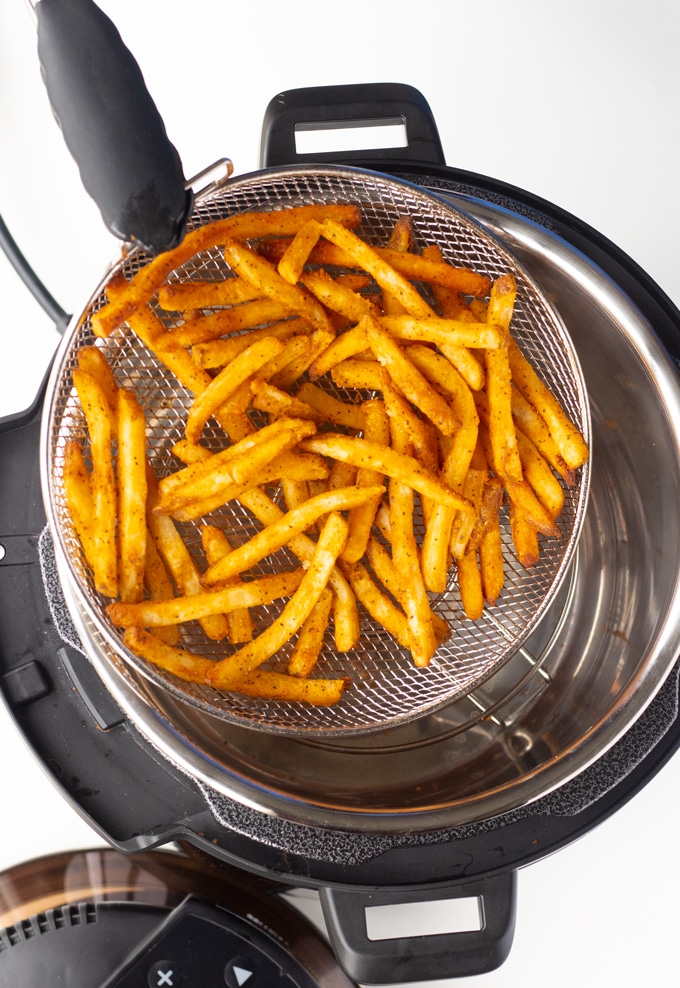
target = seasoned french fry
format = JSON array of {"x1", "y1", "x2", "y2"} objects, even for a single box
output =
[
  {"x1": 509, "y1": 500, "x2": 540, "y2": 569},
  {"x1": 77, "y1": 345, "x2": 119, "y2": 430},
  {"x1": 484, "y1": 275, "x2": 523, "y2": 483},
  {"x1": 143, "y1": 531, "x2": 180, "y2": 646},
  {"x1": 300, "y1": 434, "x2": 470, "y2": 511},
  {"x1": 341, "y1": 398, "x2": 390, "y2": 563},
  {"x1": 201, "y1": 525, "x2": 254, "y2": 644},
  {"x1": 145, "y1": 469, "x2": 230, "y2": 641},
  {"x1": 62, "y1": 440, "x2": 95, "y2": 564},
  {"x1": 296, "y1": 382, "x2": 366, "y2": 431},
  {"x1": 319, "y1": 219, "x2": 437, "y2": 319},
  {"x1": 207, "y1": 512, "x2": 349, "y2": 687},
  {"x1": 202, "y1": 484, "x2": 384, "y2": 586},
  {"x1": 456, "y1": 549, "x2": 485, "y2": 621},
  {"x1": 249, "y1": 378, "x2": 324, "y2": 423},
  {"x1": 479, "y1": 512, "x2": 504, "y2": 606},
  {"x1": 363, "y1": 315, "x2": 460, "y2": 436},
  {"x1": 158, "y1": 276, "x2": 261, "y2": 311},
  {"x1": 116, "y1": 389, "x2": 148, "y2": 603},
  {"x1": 380, "y1": 314, "x2": 506, "y2": 350},
  {"x1": 300, "y1": 268, "x2": 377, "y2": 325},
  {"x1": 287, "y1": 587, "x2": 333, "y2": 677},
  {"x1": 123, "y1": 627, "x2": 349, "y2": 704},
  {"x1": 191, "y1": 321, "x2": 303, "y2": 370},
  {"x1": 72, "y1": 368, "x2": 118, "y2": 597},
  {"x1": 185, "y1": 336, "x2": 286, "y2": 443},
  {"x1": 508, "y1": 338, "x2": 589, "y2": 470},
  {"x1": 511, "y1": 386, "x2": 575, "y2": 485},
  {"x1": 277, "y1": 219, "x2": 323, "y2": 283},
  {"x1": 108, "y1": 568, "x2": 304, "y2": 629},
  {"x1": 237, "y1": 486, "x2": 359, "y2": 653},
  {"x1": 340, "y1": 559, "x2": 412, "y2": 650},
  {"x1": 223, "y1": 238, "x2": 333, "y2": 335},
  {"x1": 330, "y1": 359, "x2": 384, "y2": 391},
  {"x1": 172, "y1": 299, "x2": 295, "y2": 347}
]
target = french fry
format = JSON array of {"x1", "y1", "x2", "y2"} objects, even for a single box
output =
[
  {"x1": 249, "y1": 378, "x2": 324, "y2": 423},
  {"x1": 341, "y1": 398, "x2": 390, "y2": 563},
  {"x1": 237, "y1": 486, "x2": 360, "y2": 653},
  {"x1": 389, "y1": 472, "x2": 437, "y2": 666},
  {"x1": 509, "y1": 500, "x2": 540, "y2": 569},
  {"x1": 479, "y1": 511, "x2": 504, "y2": 606},
  {"x1": 380, "y1": 314, "x2": 506, "y2": 350},
  {"x1": 508, "y1": 338, "x2": 589, "y2": 470},
  {"x1": 456, "y1": 549, "x2": 485, "y2": 621},
  {"x1": 330, "y1": 359, "x2": 384, "y2": 391},
  {"x1": 300, "y1": 268, "x2": 377, "y2": 325},
  {"x1": 145, "y1": 469, "x2": 230, "y2": 641},
  {"x1": 77, "y1": 345, "x2": 119, "y2": 431},
  {"x1": 308, "y1": 323, "x2": 369, "y2": 380},
  {"x1": 296, "y1": 382, "x2": 366, "y2": 431},
  {"x1": 116, "y1": 389, "x2": 148, "y2": 603},
  {"x1": 287, "y1": 587, "x2": 333, "y2": 677},
  {"x1": 143, "y1": 531, "x2": 180, "y2": 645},
  {"x1": 108, "y1": 568, "x2": 304, "y2": 629},
  {"x1": 364, "y1": 537, "x2": 451, "y2": 645},
  {"x1": 191, "y1": 321, "x2": 302, "y2": 370},
  {"x1": 340, "y1": 559, "x2": 412, "y2": 650},
  {"x1": 516, "y1": 429, "x2": 565, "y2": 520},
  {"x1": 300, "y1": 434, "x2": 470, "y2": 511},
  {"x1": 223, "y1": 238, "x2": 333, "y2": 335},
  {"x1": 484, "y1": 275, "x2": 523, "y2": 483},
  {"x1": 206, "y1": 511, "x2": 349, "y2": 687},
  {"x1": 277, "y1": 219, "x2": 323, "y2": 283},
  {"x1": 511, "y1": 386, "x2": 575, "y2": 485},
  {"x1": 202, "y1": 484, "x2": 385, "y2": 586},
  {"x1": 167, "y1": 451, "x2": 329, "y2": 523},
  {"x1": 158, "y1": 275, "x2": 262, "y2": 311},
  {"x1": 319, "y1": 219, "x2": 437, "y2": 319},
  {"x1": 363, "y1": 315, "x2": 460, "y2": 436},
  {"x1": 72, "y1": 368, "x2": 118, "y2": 597},
  {"x1": 184, "y1": 336, "x2": 286, "y2": 443},
  {"x1": 157, "y1": 417, "x2": 318, "y2": 509},
  {"x1": 62, "y1": 440, "x2": 95, "y2": 564},
  {"x1": 226, "y1": 668, "x2": 349, "y2": 705},
  {"x1": 171, "y1": 298, "x2": 296, "y2": 347},
  {"x1": 201, "y1": 526, "x2": 254, "y2": 644}
]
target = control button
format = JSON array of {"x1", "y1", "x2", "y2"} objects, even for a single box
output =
[
  {"x1": 148, "y1": 960, "x2": 182, "y2": 987},
  {"x1": 224, "y1": 955, "x2": 276, "y2": 987}
]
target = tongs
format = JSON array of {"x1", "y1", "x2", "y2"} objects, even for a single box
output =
[{"x1": 31, "y1": 0, "x2": 193, "y2": 255}]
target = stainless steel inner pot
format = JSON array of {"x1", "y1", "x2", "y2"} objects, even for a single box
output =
[
  {"x1": 41, "y1": 165, "x2": 589, "y2": 737},
  {"x1": 45, "y1": 183, "x2": 680, "y2": 836}
]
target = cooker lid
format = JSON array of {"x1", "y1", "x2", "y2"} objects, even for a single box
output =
[{"x1": 0, "y1": 847, "x2": 353, "y2": 987}]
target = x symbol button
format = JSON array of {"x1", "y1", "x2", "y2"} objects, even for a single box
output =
[{"x1": 148, "y1": 960, "x2": 182, "y2": 987}]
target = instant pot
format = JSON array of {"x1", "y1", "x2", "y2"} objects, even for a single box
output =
[{"x1": 1, "y1": 4, "x2": 680, "y2": 985}]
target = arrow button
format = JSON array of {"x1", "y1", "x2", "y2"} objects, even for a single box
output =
[
  {"x1": 224, "y1": 954, "x2": 278, "y2": 988},
  {"x1": 232, "y1": 965, "x2": 253, "y2": 986}
]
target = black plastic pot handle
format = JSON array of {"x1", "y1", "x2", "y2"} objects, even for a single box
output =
[
  {"x1": 259, "y1": 82, "x2": 446, "y2": 169},
  {"x1": 318, "y1": 872, "x2": 517, "y2": 984},
  {"x1": 35, "y1": 0, "x2": 192, "y2": 254}
]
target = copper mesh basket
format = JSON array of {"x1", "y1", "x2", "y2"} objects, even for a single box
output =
[{"x1": 41, "y1": 164, "x2": 591, "y2": 737}]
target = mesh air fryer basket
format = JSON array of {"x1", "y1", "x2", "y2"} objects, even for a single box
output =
[{"x1": 41, "y1": 164, "x2": 591, "y2": 737}]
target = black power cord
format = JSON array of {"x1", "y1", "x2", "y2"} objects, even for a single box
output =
[{"x1": 0, "y1": 212, "x2": 70, "y2": 334}]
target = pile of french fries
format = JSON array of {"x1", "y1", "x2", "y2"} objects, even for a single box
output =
[{"x1": 61, "y1": 200, "x2": 589, "y2": 709}]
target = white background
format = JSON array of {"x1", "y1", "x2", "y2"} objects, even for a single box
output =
[{"x1": 0, "y1": 1, "x2": 679, "y2": 985}]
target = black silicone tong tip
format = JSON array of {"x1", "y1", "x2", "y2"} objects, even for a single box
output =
[{"x1": 35, "y1": 0, "x2": 192, "y2": 255}]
